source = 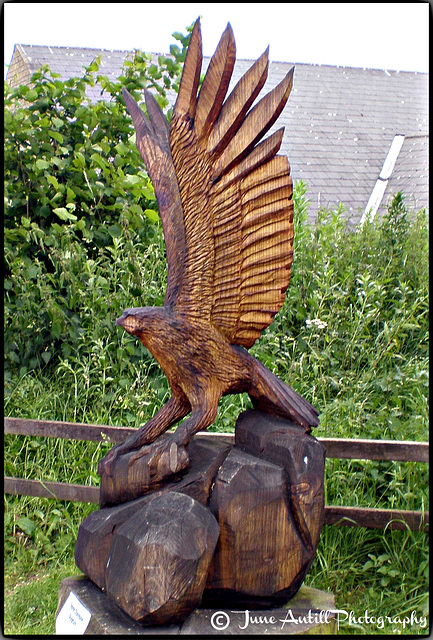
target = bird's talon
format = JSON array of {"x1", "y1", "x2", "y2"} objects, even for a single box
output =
[{"x1": 97, "y1": 447, "x2": 123, "y2": 477}]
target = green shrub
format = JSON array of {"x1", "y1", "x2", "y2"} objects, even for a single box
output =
[{"x1": 4, "y1": 27, "x2": 193, "y2": 377}]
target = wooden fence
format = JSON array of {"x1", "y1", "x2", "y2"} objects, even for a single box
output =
[{"x1": 4, "y1": 417, "x2": 429, "y2": 532}]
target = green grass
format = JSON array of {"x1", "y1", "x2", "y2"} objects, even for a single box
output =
[
  {"x1": 308, "y1": 525, "x2": 429, "y2": 634},
  {"x1": 4, "y1": 560, "x2": 78, "y2": 635},
  {"x1": 4, "y1": 190, "x2": 429, "y2": 634}
]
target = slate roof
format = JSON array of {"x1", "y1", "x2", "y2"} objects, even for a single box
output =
[
  {"x1": 383, "y1": 135, "x2": 429, "y2": 213},
  {"x1": 6, "y1": 43, "x2": 135, "y2": 102},
  {"x1": 7, "y1": 44, "x2": 429, "y2": 225}
]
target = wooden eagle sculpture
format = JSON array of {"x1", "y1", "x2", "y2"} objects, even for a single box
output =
[{"x1": 98, "y1": 19, "x2": 319, "y2": 488}]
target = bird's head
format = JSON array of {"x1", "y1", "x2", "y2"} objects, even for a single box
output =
[{"x1": 115, "y1": 307, "x2": 162, "y2": 339}]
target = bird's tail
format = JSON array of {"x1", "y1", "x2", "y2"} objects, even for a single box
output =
[{"x1": 249, "y1": 356, "x2": 319, "y2": 431}]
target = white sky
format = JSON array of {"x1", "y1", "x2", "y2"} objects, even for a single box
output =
[{"x1": 4, "y1": 2, "x2": 430, "y2": 80}]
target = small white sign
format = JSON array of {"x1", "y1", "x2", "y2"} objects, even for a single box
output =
[{"x1": 55, "y1": 592, "x2": 91, "y2": 635}]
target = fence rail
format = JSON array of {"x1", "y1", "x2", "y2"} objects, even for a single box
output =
[{"x1": 4, "y1": 417, "x2": 429, "y2": 532}]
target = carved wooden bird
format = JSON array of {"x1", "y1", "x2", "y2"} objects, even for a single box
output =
[{"x1": 98, "y1": 19, "x2": 319, "y2": 485}]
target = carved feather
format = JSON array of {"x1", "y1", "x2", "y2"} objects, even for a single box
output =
[
  {"x1": 208, "y1": 48, "x2": 269, "y2": 157},
  {"x1": 122, "y1": 87, "x2": 187, "y2": 301},
  {"x1": 194, "y1": 24, "x2": 236, "y2": 140}
]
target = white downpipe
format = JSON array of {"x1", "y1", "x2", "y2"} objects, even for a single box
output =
[{"x1": 360, "y1": 134, "x2": 405, "y2": 226}]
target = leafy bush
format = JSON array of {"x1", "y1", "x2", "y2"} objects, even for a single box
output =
[{"x1": 4, "y1": 27, "x2": 192, "y2": 377}]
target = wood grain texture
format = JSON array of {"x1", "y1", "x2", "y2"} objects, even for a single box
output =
[
  {"x1": 99, "y1": 435, "x2": 231, "y2": 508},
  {"x1": 105, "y1": 492, "x2": 220, "y2": 624},
  {"x1": 4, "y1": 476, "x2": 100, "y2": 503},
  {"x1": 205, "y1": 447, "x2": 312, "y2": 604},
  {"x1": 75, "y1": 413, "x2": 326, "y2": 621},
  {"x1": 6, "y1": 475, "x2": 428, "y2": 534},
  {"x1": 8, "y1": 476, "x2": 428, "y2": 532},
  {"x1": 168, "y1": 22, "x2": 295, "y2": 343},
  {"x1": 7, "y1": 417, "x2": 428, "y2": 463},
  {"x1": 99, "y1": 438, "x2": 189, "y2": 507},
  {"x1": 75, "y1": 492, "x2": 159, "y2": 590},
  {"x1": 76, "y1": 440, "x2": 231, "y2": 594},
  {"x1": 171, "y1": 439, "x2": 232, "y2": 505},
  {"x1": 324, "y1": 506, "x2": 429, "y2": 531},
  {"x1": 98, "y1": 17, "x2": 318, "y2": 494},
  {"x1": 235, "y1": 410, "x2": 325, "y2": 553}
]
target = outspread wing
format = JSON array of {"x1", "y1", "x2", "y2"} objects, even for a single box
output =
[
  {"x1": 122, "y1": 87, "x2": 187, "y2": 300},
  {"x1": 125, "y1": 18, "x2": 294, "y2": 349}
]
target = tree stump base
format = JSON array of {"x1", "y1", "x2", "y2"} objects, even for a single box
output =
[{"x1": 75, "y1": 410, "x2": 325, "y2": 626}]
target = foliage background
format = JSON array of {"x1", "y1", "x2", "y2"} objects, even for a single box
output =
[{"x1": 4, "y1": 27, "x2": 429, "y2": 635}]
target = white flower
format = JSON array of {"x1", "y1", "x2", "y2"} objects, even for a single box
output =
[{"x1": 305, "y1": 318, "x2": 328, "y2": 330}]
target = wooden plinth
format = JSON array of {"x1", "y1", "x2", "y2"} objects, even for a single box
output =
[{"x1": 56, "y1": 576, "x2": 336, "y2": 635}]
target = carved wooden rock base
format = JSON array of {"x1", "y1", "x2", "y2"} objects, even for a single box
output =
[
  {"x1": 99, "y1": 437, "x2": 231, "y2": 508},
  {"x1": 76, "y1": 440, "x2": 231, "y2": 592},
  {"x1": 75, "y1": 410, "x2": 325, "y2": 626},
  {"x1": 105, "y1": 492, "x2": 220, "y2": 624},
  {"x1": 206, "y1": 447, "x2": 310, "y2": 603}
]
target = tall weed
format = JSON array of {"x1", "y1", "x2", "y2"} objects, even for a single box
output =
[{"x1": 253, "y1": 186, "x2": 428, "y2": 444}]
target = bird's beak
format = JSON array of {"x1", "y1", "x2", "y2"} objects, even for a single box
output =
[
  {"x1": 115, "y1": 311, "x2": 138, "y2": 335},
  {"x1": 115, "y1": 312, "x2": 130, "y2": 330}
]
